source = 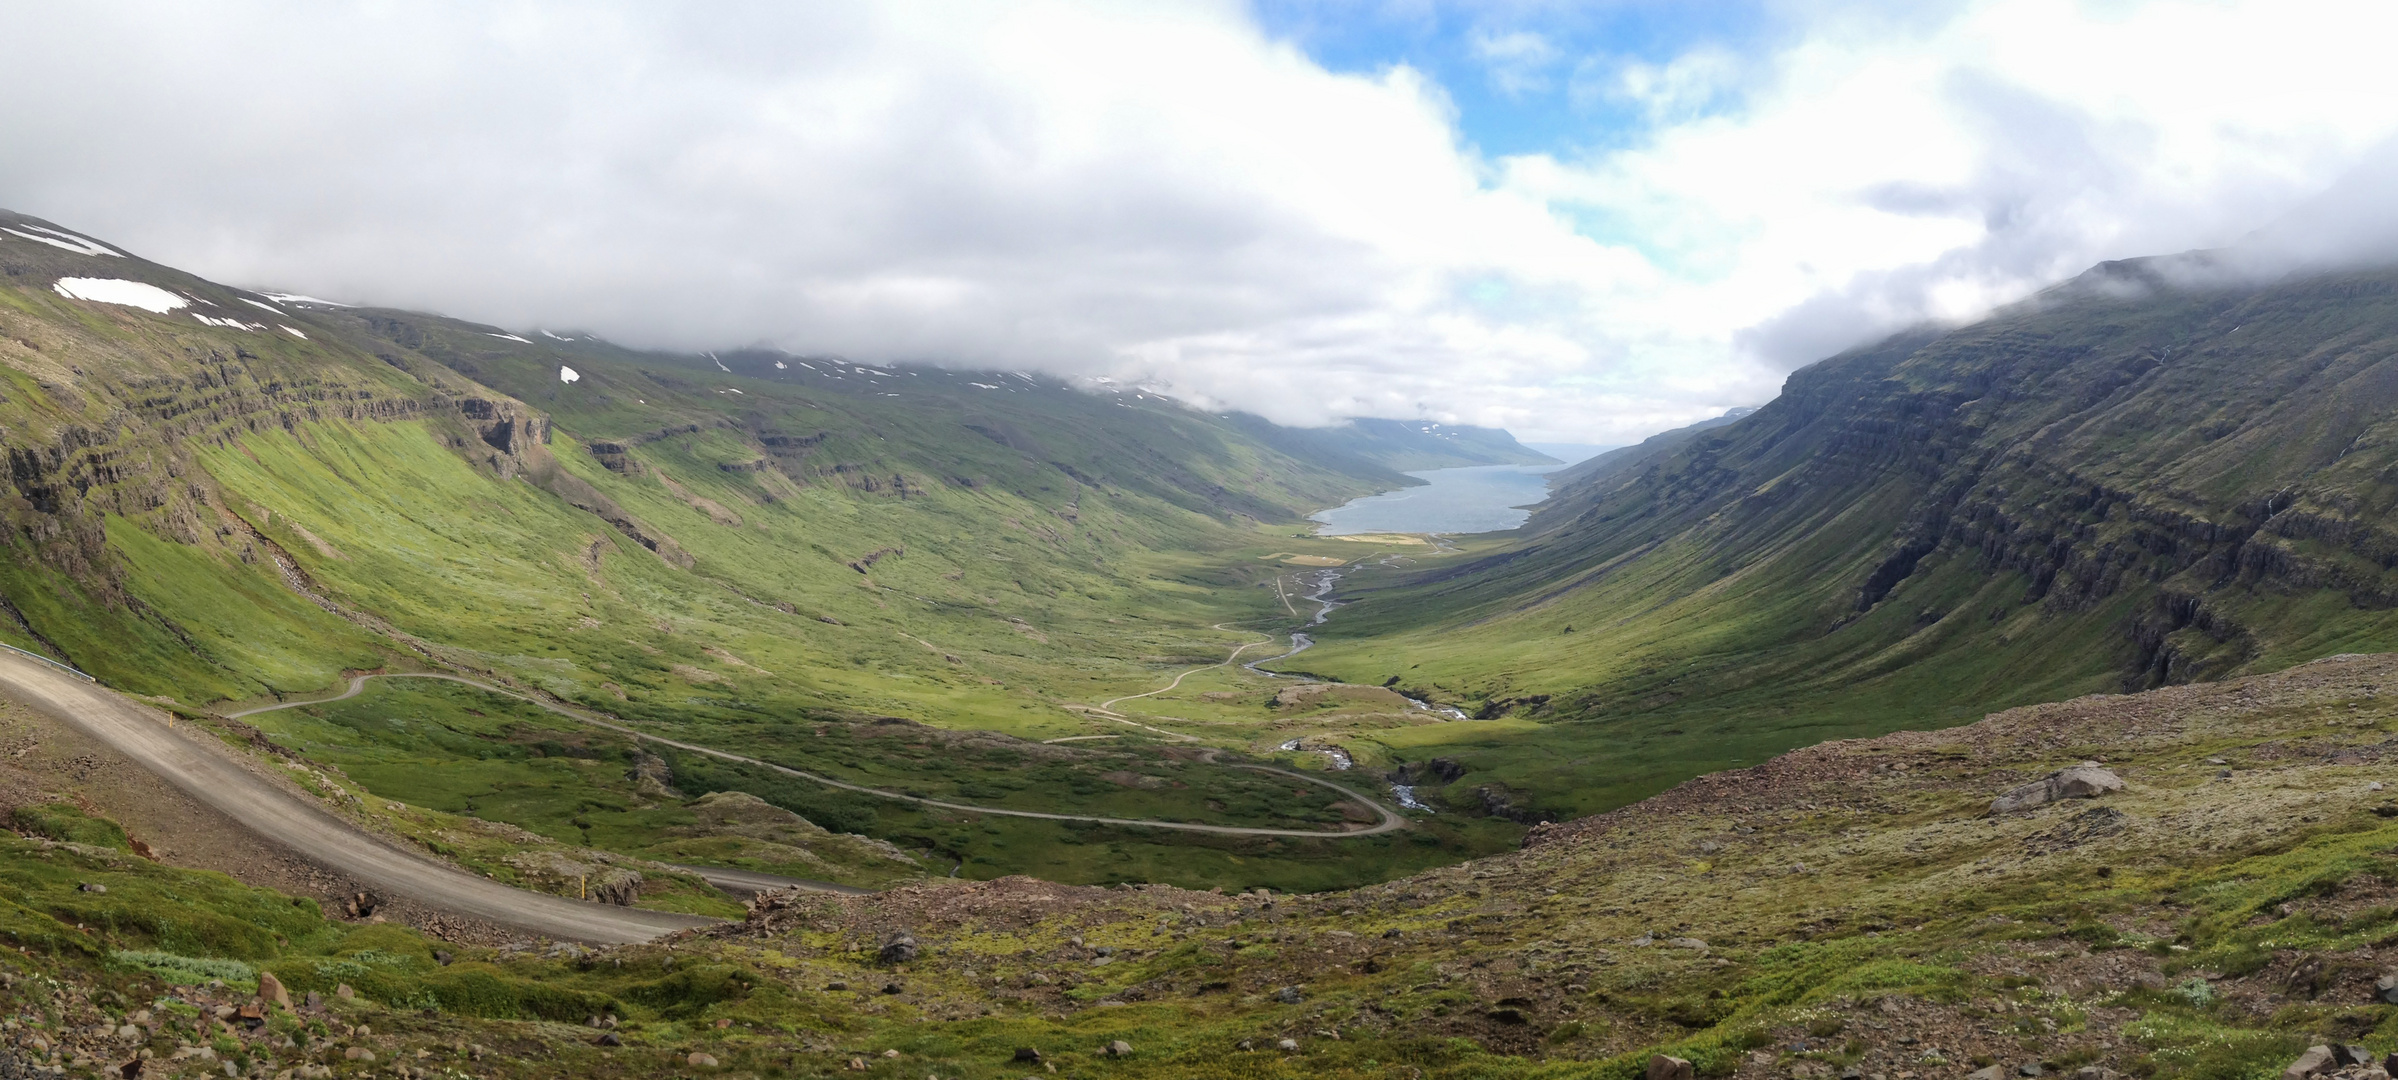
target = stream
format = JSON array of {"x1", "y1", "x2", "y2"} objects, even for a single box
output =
[{"x1": 1243, "y1": 563, "x2": 1469, "y2": 805}]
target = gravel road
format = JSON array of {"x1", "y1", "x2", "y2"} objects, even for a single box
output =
[{"x1": 0, "y1": 651, "x2": 716, "y2": 944}]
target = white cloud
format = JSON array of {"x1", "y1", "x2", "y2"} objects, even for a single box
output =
[
  {"x1": 1469, "y1": 29, "x2": 1560, "y2": 97},
  {"x1": 1, "y1": 1, "x2": 2396, "y2": 443}
]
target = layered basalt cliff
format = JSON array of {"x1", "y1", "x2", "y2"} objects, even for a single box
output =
[{"x1": 1540, "y1": 259, "x2": 2398, "y2": 690}]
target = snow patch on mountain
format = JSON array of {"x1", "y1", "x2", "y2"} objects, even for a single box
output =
[
  {"x1": 52, "y1": 277, "x2": 186, "y2": 312},
  {"x1": 4, "y1": 225, "x2": 122, "y2": 257}
]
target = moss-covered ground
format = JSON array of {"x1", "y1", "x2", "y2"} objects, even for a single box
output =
[{"x1": 8, "y1": 653, "x2": 2398, "y2": 1079}]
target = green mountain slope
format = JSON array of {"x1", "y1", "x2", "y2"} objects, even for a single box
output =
[
  {"x1": 1299, "y1": 255, "x2": 2398, "y2": 818},
  {"x1": 0, "y1": 210, "x2": 1524, "y2": 890}
]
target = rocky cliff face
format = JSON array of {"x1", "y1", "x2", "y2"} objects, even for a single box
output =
[
  {"x1": 0, "y1": 212, "x2": 567, "y2": 678},
  {"x1": 1457, "y1": 258, "x2": 2398, "y2": 699}
]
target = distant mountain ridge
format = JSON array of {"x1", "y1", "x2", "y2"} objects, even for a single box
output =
[{"x1": 1225, "y1": 415, "x2": 1557, "y2": 479}]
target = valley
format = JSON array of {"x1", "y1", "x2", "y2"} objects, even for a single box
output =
[
  {"x1": 0, "y1": 210, "x2": 1538, "y2": 902},
  {"x1": 14, "y1": 211, "x2": 2398, "y2": 1078}
]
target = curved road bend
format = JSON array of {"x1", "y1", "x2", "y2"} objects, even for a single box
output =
[
  {"x1": 0, "y1": 652, "x2": 715, "y2": 944},
  {"x1": 241, "y1": 672, "x2": 1406, "y2": 840}
]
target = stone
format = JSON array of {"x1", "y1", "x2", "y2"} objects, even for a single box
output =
[
  {"x1": 686, "y1": 1052, "x2": 718, "y2": 1068},
  {"x1": 1013, "y1": 1048, "x2": 1042, "y2": 1064},
  {"x1": 257, "y1": 971, "x2": 292, "y2": 1011},
  {"x1": 1277, "y1": 986, "x2": 1304, "y2": 1003},
  {"x1": 304, "y1": 991, "x2": 322, "y2": 1009},
  {"x1": 2019, "y1": 1065, "x2": 2045, "y2": 1077},
  {"x1": 78, "y1": 882, "x2": 106, "y2": 894},
  {"x1": 594, "y1": 1032, "x2": 621, "y2": 1047},
  {"x1": 1647, "y1": 1055, "x2": 1696, "y2": 1080},
  {"x1": 1967, "y1": 1068, "x2": 2004, "y2": 1080},
  {"x1": 879, "y1": 933, "x2": 920, "y2": 965},
  {"x1": 2283, "y1": 1046, "x2": 2335, "y2": 1080},
  {"x1": 2334, "y1": 1046, "x2": 2374, "y2": 1066},
  {"x1": 341, "y1": 1048, "x2": 374, "y2": 1063},
  {"x1": 1277, "y1": 1039, "x2": 1300, "y2": 1053},
  {"x1": 882, "y1": 982, "x2": 904, "y2": 995},
  {"x1": 1666, "y1": 937, "x2": 1709, "y2": 951},
  {"x1": 334, "y1": 983, "x2": 355, "y2": 1001},
  {"x1": 1106, "y1": 1040, "x2": 1132, "y2": 1058},
  {"x1": 2378, "y1": 974, "x2": 2398, "y2": 1005},
  {"x1": 1990, "y1": 765, "x2": 2125, "y2": 815},
  {"x1": 826, "y1": 981, "x2": 848, "y2": 991}
]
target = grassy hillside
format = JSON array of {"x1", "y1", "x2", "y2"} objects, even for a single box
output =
[
  {"x1": 1297, "y1": 257, "x2": 2398, "y2": 819},
  {"x1": 7, "y1": 648, "x2": 2396, "y2": 1080},
  {"x1": 0, "y1": 210, "x2": 1523, "y2": 891}
]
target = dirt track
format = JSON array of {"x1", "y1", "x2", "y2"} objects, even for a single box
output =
[
  {"x1": 0, "y1": 652, "x2": 716, "y2": 944},
  {"x1": 246, "y1": 672, "x2": 1407, "y2": 839}
]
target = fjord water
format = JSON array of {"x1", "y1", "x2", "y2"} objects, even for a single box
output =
[{"x1": 1310, "y1": 462, "x2": 1563, "y2": 535}]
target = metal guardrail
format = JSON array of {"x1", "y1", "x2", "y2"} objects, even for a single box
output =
[{"x1": 0, "y1": 641, "x2": 96, "y2": 683}]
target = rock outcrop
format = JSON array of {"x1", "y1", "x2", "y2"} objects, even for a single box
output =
[{"x1": 1988, "y1": 763, "x2": 2124, "y2": 815}]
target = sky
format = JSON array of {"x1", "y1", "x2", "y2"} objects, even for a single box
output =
[{"x1": 5, "y1": 2, "x2": 2398, "y2": 443}]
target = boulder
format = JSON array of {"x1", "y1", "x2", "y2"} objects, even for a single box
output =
[
  {"x1": 1647, "y1": 1055, "x2": 1695, "y2": 1080},
  {"x1": 878, "y1": 932, "x2": 919, "y2": 965},
  {"x1": 2379, "y1": 973, "x2": 2398, "y2": 1004},
  {"x1": 1277, "y1": 1039, "x2": 1300, "y2": 1053},
  {"x1": 1012, "y1": 1048, "x2": 1042, "y2": 1064},
  {"x1": 257, "y1": 971, "x2": 292, "y2": 1010},
  {"x1": 2284, "y1": 1045, "x2": 2335, "y2": 1080},
  {"x1": 1990, "y1": 764, "x2": 2125, "y2": 814},
  {"x1": 1106, "y1": 1040, "x2": 1132, "y2": 1058},
  {"x1": 685, "y1": 1052, "x2": 718, "y2": 1068},
  {"x1": 1968, "y1": 1068, "x2": 2005, "y2": 1080}
]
